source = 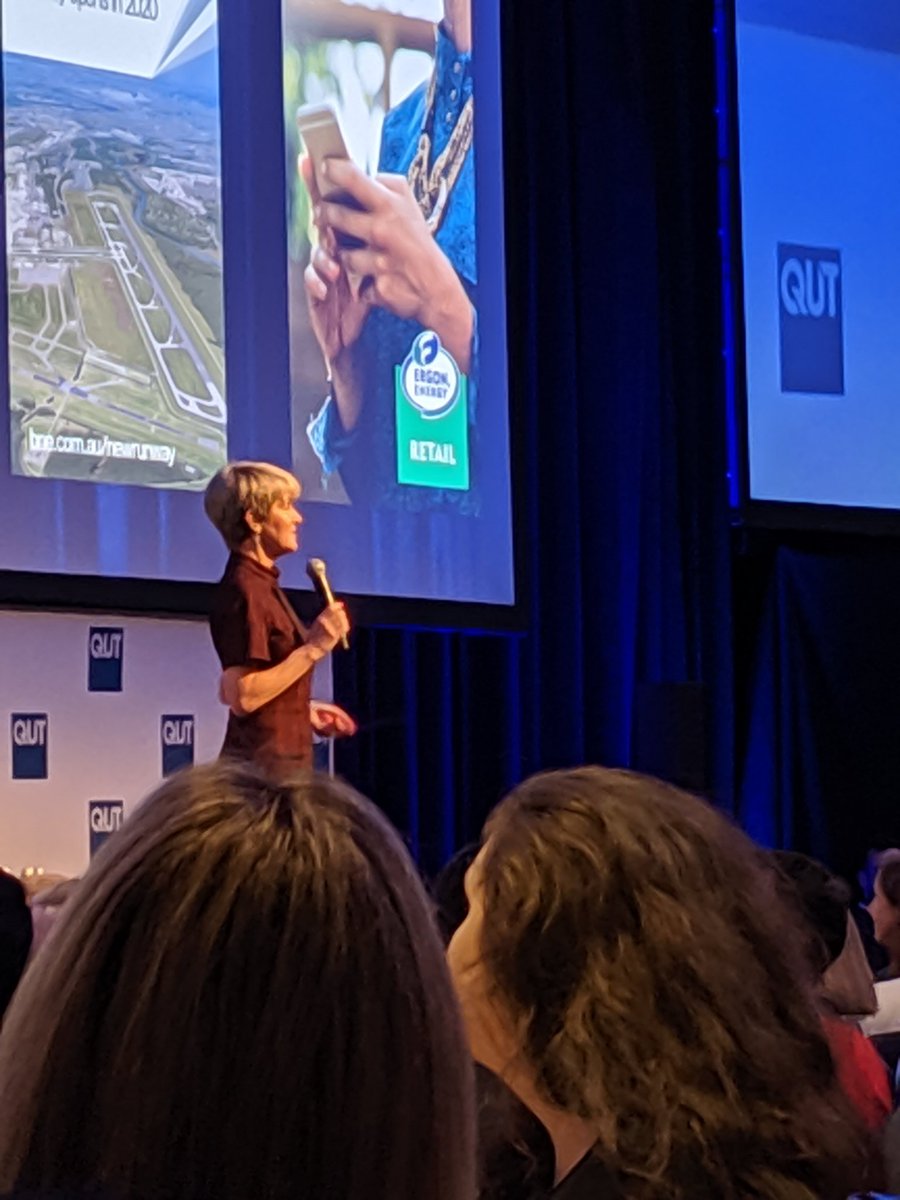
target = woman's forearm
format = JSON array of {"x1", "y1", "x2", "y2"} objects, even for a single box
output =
[{"x1": 222, "y1": 643, "x2": 327, "y2": 716}]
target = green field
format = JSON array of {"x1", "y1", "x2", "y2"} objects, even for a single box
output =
[
  {"x1": 146, "y1": 307, "x2": 171, "y2": 342},
  {"x1": 132, "y1": 272, "x2": 154, "y2": 305},
  {"x1": 46, "y1": 288, "x2": 62, "y2": 336},
  {"x1": 49, "y1": 346, "x2": 81, "y2": 374},
  {"x1": 72, "y1": 261, "x2": 152, "y2": 371},
  {"x1": 10, "y1": 287, "x2": 47, "y2": 334},
  {"x1": 59, "y1": 327, "x2": 82, "y2": 352},
  {"x1": 155, "y1": 233, "x2": 224, "y2": 346},
  {"x1": 105, "y1": 189, "x2": 224, "y2": 385},
  {"x1": 65, "y1": 191, "x2": 104, "y2": 248},
  {"x1": 162, "y1": 347, "x2": 209, "y2": 400}
]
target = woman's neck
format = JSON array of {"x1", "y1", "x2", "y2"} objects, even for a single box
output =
[
  {"x1": 443, "y1": 0, "x2": 471, "y2": 53},
  {"x1": 238, "y1": 539, "x2": 274, "y2": 571}
]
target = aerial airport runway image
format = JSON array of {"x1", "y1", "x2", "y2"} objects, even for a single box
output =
[{"x1": 5, "y1": 52, "x2": 226, "y2": 489}]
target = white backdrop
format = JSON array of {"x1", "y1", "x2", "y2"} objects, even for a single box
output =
[{"x1": 0, "y1": 608, "x2": 331, "y2": 877}]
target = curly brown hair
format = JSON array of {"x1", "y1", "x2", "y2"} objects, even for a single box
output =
[{"x1": 478, "y1": 766, "x2": 873, "y2": 1200}]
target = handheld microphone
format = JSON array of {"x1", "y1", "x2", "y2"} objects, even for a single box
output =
[{"x1": 306, "y1": 557, "x2": 349, "y2": 650}]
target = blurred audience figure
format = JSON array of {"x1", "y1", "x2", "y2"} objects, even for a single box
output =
[
  {"x1": 433, "y1": 842, "x2": 480, "y2": 946},
  {"x1": 0, "y1": 763, "x2": 475, "y2": 1200},
  {"x1": 775, "y1": 850, "x2": 877, "y2": 1015},
  {"x1": 0, "y1": 873, "x2": 32, "y2": 1024},
  {"x1": 19, "y1": 872, "x2": 68, "y2": 902},
  {"x1": 858, "y1": 850, "x2": 900, "y2": 907},
  {"x1": 450, "y1": 766, "x2": 875, "y2": 1200},
  {"x1": 824, "y1": 919, "x2": 879, "y2": 1019},
  {"x1": 869, "y1": 855, "x2": 900, "y2": 982},
  {"x1": 28, "y1": 879, "x2": 79, "y2": 960},
  {"x1": 773, "y1": 851, "x2": 889, "y2": 1131}
]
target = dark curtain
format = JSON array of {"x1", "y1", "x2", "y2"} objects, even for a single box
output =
[
  {"x1": 336, "y1": 0, "x2": 734, "y2": 874},
  {"x1": 736, "y1": 539, "x2": 900, "y2": 882}
]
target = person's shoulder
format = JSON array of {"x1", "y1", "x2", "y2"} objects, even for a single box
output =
[
  {"x1": 210, "y1": 557, "x2": 258, "y2": 626},
  {"x1": 211, "y1": 556, "x2": 243, "y2": 595}
]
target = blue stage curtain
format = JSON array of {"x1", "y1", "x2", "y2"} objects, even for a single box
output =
[
  {"x1": 334, "y1": 0, "x2": 735, "y2": 873},
  {"x1": 736, "y1": 542, "x2": 900, "y2": 882}
]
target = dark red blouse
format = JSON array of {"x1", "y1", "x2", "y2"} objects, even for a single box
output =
[{"x1": 209, "y1": 552, "x2": 312, "y2": 778}]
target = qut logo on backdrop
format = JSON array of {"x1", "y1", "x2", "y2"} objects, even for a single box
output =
[
  {"x1": 162, "y1": 715, "x2": 194, "y2": 777},
  {"x1": 778, "y1": 244, "x2": 844, "y2": 395},
  {"x1": 11, "y1": 713, "x2": 48, "y2": 780},
  {"x1": 89, "y1": 801, "x2": 124, "y2": 858},
  {"x1": 88, "y1": 627, "x2": 124, "y2": 692}
]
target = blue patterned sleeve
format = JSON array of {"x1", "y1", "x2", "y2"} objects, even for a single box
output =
[{"x1": 306, "y1": 393, "x2": 355, "y2": 475}]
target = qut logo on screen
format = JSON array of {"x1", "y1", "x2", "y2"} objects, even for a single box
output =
[
  {"x1": 88, "y1": 627, "x2": 124, "y2": 692},
  {"x1": 89, "y1": 801, "x2": 124, "y2": 858},
  {"x1": 161, "y1": 715, "x2": 195, "y2": 777},
  {"x1": 11, "y1": 713, "x2": 48, "y2": 780},
  {"x1": 778, "y1": 244, "x2": 844, "y2": 395}
]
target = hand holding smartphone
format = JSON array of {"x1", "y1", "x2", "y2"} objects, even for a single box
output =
[{"x1": 296, "y1": 102, "x2": 367, "y2": 251}]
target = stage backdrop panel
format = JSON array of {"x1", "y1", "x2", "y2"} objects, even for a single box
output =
[
  {"x1": 0, "y1": 0, "x2": 516, "y2": 616},
  {"x1": 735, "y1": 1, "x2": 900, "y2": 514},
  {"x1": 0, "y1": 608, "x2": 332, "y2": 877}
]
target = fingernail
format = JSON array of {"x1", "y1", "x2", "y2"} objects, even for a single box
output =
[
  {"x1": 314, "y1": 204, "x2": 322, "y2": 222},
  {"x1": 322, "y1": 159, "x2": 331, "y2": 179}
]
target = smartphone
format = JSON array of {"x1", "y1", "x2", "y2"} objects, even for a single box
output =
[{"x1": 296, "y1": 102, "x2": 367, "y2": 251}]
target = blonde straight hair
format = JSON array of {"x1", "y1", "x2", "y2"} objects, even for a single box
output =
[{"x1": 204, "y1": 460, "x2": 300, "y2": 550}]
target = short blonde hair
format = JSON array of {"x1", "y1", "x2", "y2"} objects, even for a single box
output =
[{"x1": 204, "y1": 461, "x2": 300, "y2": 550}]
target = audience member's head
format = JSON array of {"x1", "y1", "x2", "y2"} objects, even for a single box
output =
[
  {"x1": 449, "y1": 766, "x2": 871, "y2": 1198},
  {"x1": 772, "y1": 851, "x2": 876, "y2": 1017},
  {"x1": 773, "y1": 850, "x2": 851, "y2": 973},
  {"x1": 0, "y1": 873, "x2": 32, "y2": 1024},
  {"x1": 0, "y1": 763, "x2": 475, "y2": 1200},
  {"x1": 868, "y1": 855, "x2": 900, "y2": 975},
  {"x1": 858, "y1": 847, "x2": 900, "y2": 904}
]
